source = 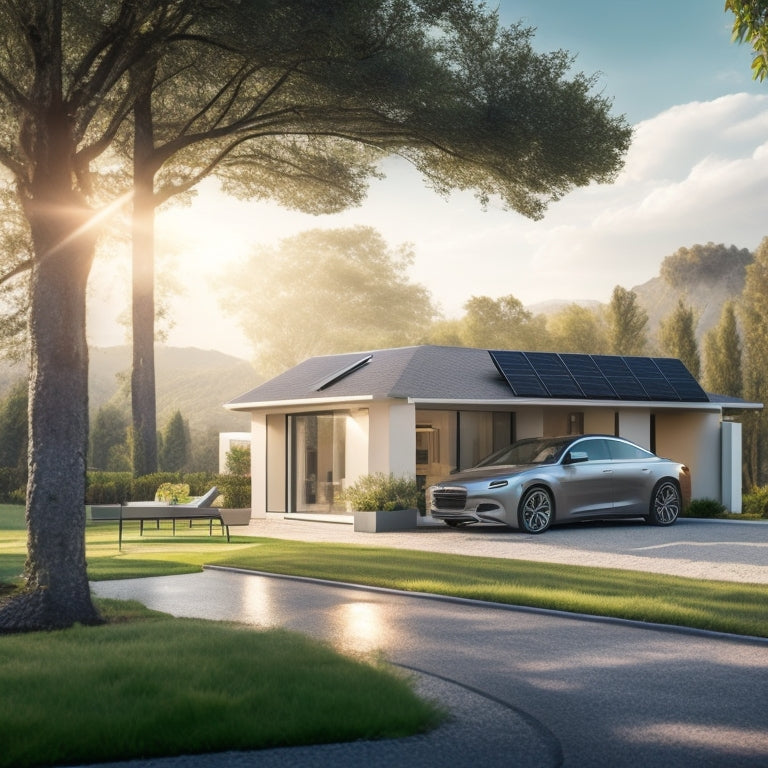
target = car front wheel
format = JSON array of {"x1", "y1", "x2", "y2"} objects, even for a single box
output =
[
  {"x1": 648, "y1": 480, "x2": 681, "y2": 525},
  {"x1": 518, "y1": 487, "x2": 553, "y2": 533}
]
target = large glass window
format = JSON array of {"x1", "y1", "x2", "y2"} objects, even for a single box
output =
[{"x1": 288, "y1": 411, "x2": 367, "y2": 514}]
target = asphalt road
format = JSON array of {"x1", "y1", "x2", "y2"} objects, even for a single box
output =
[{"x1": 91, "y1": 517, "x2": 768, "y2": 768}]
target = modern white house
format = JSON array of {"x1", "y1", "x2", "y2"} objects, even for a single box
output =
[{"x1": 225, "y1": 345, "x2": 762, "y2": 518}]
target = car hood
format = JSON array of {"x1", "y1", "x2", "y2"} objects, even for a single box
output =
[{"x1": 434, "y1": 464, "x2": 538, "y2": 485}]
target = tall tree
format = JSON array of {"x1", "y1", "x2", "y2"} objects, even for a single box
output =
[
  {"x1": 89, "y1": 404, "x2": 130, "y2": 471},
  {"x1": 122, "y1": 0, "x2": 633, "y2": 474},
  {"x1": 547, "y1": 304, "x2": 608, "y2": 354},
  {"x1": 658, "y1": 300, "x2": 700, "y2": 379},
  {"x1": 159, "y1": 410, "x2": 189, "y2": 472},
  {"x1": 607, "y1": 286, "x2": 648, "y2": 356},
  {"x1": 227, "y1": 227, "x2": 438, "y2": 375},
  {"x1": 702, "y1": 301, "x2": 742, "y2": 397},
  {"x1": 739, "y1": 236, "x2": 768, "y2": 486},
  {"x1": 459, "y1": 294, "x2": 549, "y2": 350},
  {"x1": 0, "y1": 0, "x2": 631, "y2": 631},
  {"x1": 0, "y1": 0, "x2": 205, "y2": 631}
]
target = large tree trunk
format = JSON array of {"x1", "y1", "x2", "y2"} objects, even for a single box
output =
[
  {"x1": 0, "y1": 195, "x2": 101, "y2": 632},
  {"x1": 131, "y1": 89, "x2": 159, "y2": 477}
]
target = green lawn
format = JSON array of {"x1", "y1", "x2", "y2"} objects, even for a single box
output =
[{"x1": 0, "y1": 599, "x2": 441, "y2": 768}]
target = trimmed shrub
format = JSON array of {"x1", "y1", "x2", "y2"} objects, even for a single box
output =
[
  {"x1": 340, "y1": 473, "x2": 423, "y2": 512},
  {"x1": 684, "y1": 497, "x2": 727, "y2": 518},
  {"x1": 742, "y1": 486, "x2": 768, "y2": 518},
  {"x1": 216, "y1": 475, "x2": 251, "y2": 508},
  {"x1": 86, "y1": 472, "x2": 132, "y2": 504}
]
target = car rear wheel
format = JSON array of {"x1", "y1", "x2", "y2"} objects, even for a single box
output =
[
  {"x1": 648, "y1": 480, "x2": 681, "y2": 525},
  {"x1": 518, "y1": 487, "x2": 553, "y2": 533}
]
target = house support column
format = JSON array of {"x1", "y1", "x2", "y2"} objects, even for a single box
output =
[
  {"x1": 250, "y1": 412, "x2": 267, "y2": 518},
  {"x1": 368, "y1": 401, "x2": 416, "y2": 478}
]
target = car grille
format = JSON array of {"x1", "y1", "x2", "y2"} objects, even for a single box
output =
[{"x1": 432, "y1": 488, "x2": 467, "y2": 511}]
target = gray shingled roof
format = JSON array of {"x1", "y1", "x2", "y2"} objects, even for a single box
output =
[
  {"x1": 226, "y1": 345, "x2": 763, "y2": 410},
  {"x1": 227, "y1": 346, "x2": 511, "y2": 407}
]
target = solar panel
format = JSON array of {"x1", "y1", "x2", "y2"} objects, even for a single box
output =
[
  {"x1": 489, "y1": 350, "x2": 549, "y2": 397},
  {"x1": 489, "y1": 350, "x2": 709, "y2": 403}
]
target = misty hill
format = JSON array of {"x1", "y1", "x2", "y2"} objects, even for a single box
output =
[
  {"x1": 0, "y1": 346, "x2": 260, "y2": 436},
  {"x1": 529, "y1": 243, "x2": 751, "y2": 346}
]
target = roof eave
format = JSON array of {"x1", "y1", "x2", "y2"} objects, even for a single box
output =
[{"x1": 226, "y1": 395, "x2": 375, "y2": 412}]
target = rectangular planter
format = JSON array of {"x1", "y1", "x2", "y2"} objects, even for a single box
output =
[{"x1": 353, "y1": 508, "x2": 418, "y2": 533}]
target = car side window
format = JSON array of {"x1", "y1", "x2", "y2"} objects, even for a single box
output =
[
  {"x1": 574, "y1": 438, "x2": 611, "y2": 462},
  {"x1": 607, "y1": 440, "x2": 653, "y2": 460}
]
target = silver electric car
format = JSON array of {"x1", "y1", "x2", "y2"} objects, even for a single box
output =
[{"x1": 428, "y1": 434, "x2": 690, "y2": 533}]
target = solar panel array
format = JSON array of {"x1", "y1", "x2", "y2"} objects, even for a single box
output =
[{"x1": 489, "y1": 350, "x2": 709, "y2": 402}]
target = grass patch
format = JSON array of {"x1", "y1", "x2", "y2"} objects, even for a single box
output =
[{"x1": 0, "y1": 599, "x2": 442, "y2": 768}]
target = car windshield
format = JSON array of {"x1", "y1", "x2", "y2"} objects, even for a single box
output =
[{"x1": 475, "y1": 436, "x2": 572, "y2": 467}]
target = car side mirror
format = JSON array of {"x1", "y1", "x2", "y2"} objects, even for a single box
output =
[{"x1": 565, "y1": 450, "x2": 589, "y2": 464}]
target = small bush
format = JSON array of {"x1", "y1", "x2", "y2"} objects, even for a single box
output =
[
  {"x1": 156, "y1": 483, "x2": 191, "y2": 504},
  {"x1": 742, "y1": 486, "x2": 768, "y2": 518},
  {"x1": 684, "y1": 497, "x2": 727, "y2": 518},
  {"x1": 341, "y1": 473, "x2": 422, "y2": 512},
  {"x1": 216, "y1": 475, "x2": 251, "y2": 508}
]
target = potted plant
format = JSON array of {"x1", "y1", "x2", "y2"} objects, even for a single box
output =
[{"x1": 341, "y1": 473, "x2": 421, "y2": 532}]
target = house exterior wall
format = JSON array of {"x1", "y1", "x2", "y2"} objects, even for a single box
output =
[
  {"x1": 368, "y1": 401, "x2": 416, "y2": 478},
  {"x1": 266, "y1": 414, "x2": 286, "y2": 514},
  {"x1": 250, "y1": 413, "x2": 268, "y2": 518},
  {"x1": 722, "y1": 421, "x2": 742, "y2": 513},
  {"x1": 654, "y1": 411, "x2": 722, "y2": 501}
]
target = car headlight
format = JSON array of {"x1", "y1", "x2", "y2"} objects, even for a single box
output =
[{"x1": 488, "y1": 479, "x2": 508, "y2": 489}]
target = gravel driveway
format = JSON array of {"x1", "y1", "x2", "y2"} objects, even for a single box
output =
[{"x1": 243, "y1": 514, "x2": 768, "y2": 584}]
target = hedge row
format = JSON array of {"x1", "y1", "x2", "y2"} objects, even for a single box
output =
[{"x1": 86, "y1": 471, "x2": 251, "y2": 508}]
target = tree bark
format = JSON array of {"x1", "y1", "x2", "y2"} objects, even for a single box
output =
[
  {"x1": 0, "y1": 194, "x2": 101, "y2": 632},
  {"x1": 131, "y1": 87, "x2": 159, "y2": 477}
]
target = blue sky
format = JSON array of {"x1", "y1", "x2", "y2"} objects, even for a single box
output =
[{"x1": 89, "y1": 1, "x2": 768, "y2": 356}]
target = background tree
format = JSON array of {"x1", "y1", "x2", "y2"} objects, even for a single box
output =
[
  {"x1": 158, "y1": 410, "x2": 189, "y2": 473},
  {"x1": 739, "y1": 236, "x2": 768, "y2": 486},
  {"x1": 658, "y1": 300, "x2": 701, "y2": 378},
  {"x1": 0, "y1": 382, "x2": 28, "y2": 474},
  {"x1": 227, "y1": 227, "x2": 439, "y2": 375},
  {"x1": 458, "y1": 294, "x2": 549, "y2": 350},
  {"x1": 225, "y1": 444, "x2": 251, "y2": 476},
  {"x1": 726, "y1": 0, "x2": 768, "y2": 80},
  {"x1": 702, "y1": 301, "x2": 743, "y2": 397},
  {"x1": 607, "y1": 286, "x2": 648, "y2": 355},
  {"x1": 89, "y1": 405, "x2": 130, "y2": 472},
  {"x1": 0, "y1": 0, "x2": 630, "y2": 631},
  {"x1": 660, "y1": 242, "x2": 752, "y2": 290},
  {"x1": 546, "y1": 304, "x2": 608, "y2": 354}
]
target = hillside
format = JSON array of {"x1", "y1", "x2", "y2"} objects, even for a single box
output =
[
  {"x1": 528, "y1": 255, "x2": 747, "y2": 346},
  {"x1": 0, "y1": 346, "x2": 260, "y2": 435}
]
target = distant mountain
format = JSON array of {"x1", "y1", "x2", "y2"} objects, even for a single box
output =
[
  {"x1": 630, "y1": 268, "x2": 746, "y2": 343},
  {"x1": 0, "y1": 346, "x2": 261, "y2": 435},
  {"x1": 526, "y1": 258, "x2": 747, "y2": 347}
]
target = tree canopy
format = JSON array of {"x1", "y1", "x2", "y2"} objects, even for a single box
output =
[{"x1": 659, "y1": 242, "x2": 752, "y2": 289}]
